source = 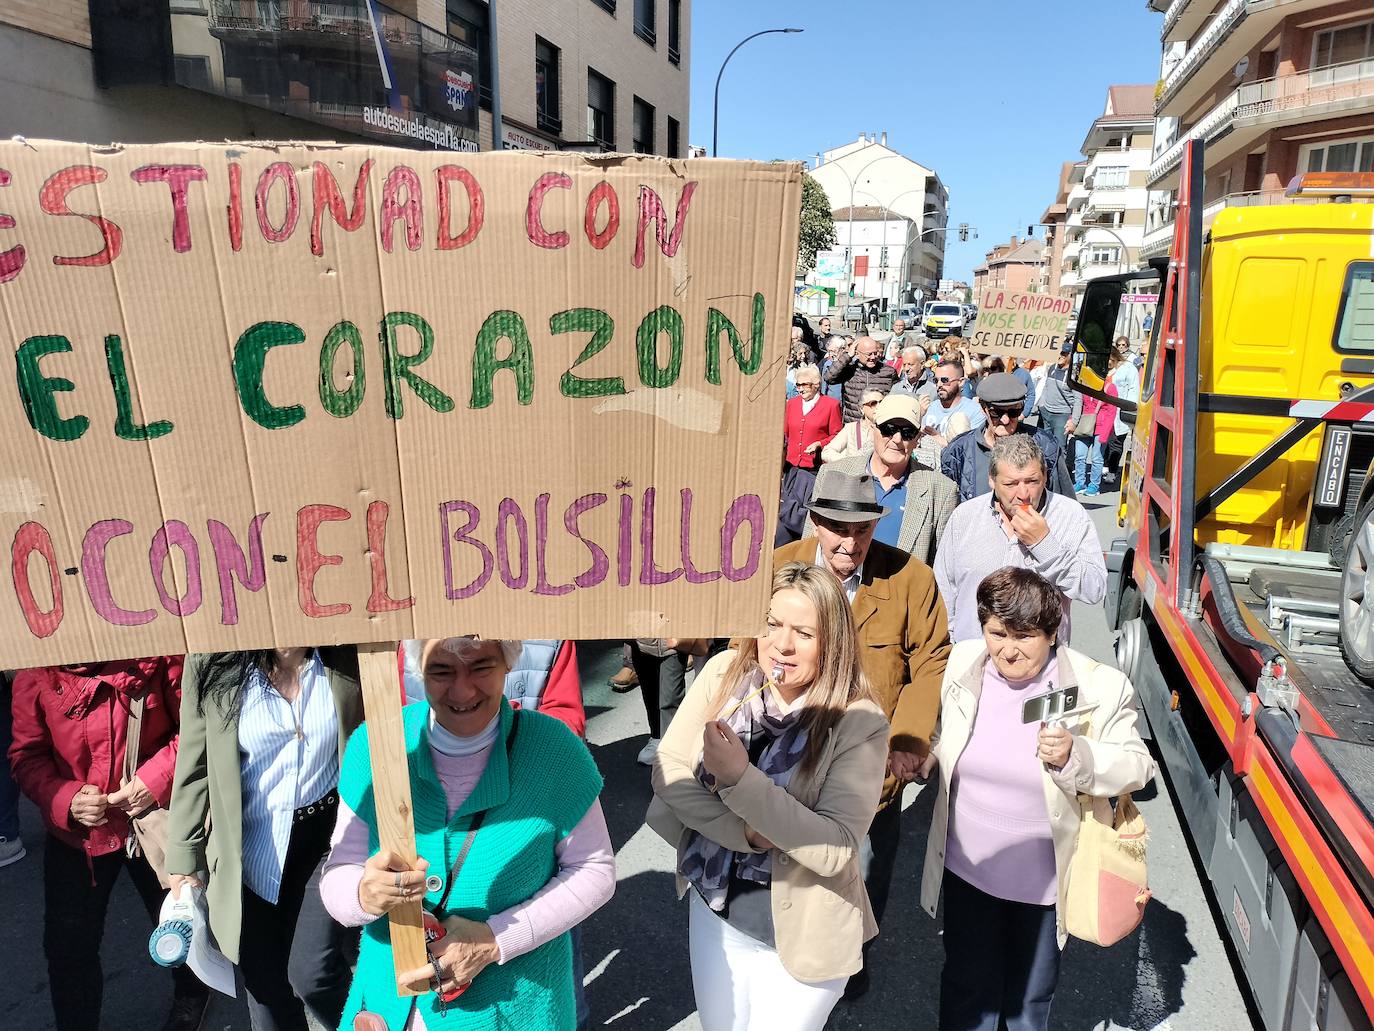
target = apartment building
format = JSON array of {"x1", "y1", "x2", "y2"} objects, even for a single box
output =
[
  {"x1": 1039, "y1": 161, "x2": 1078, "y2": 297},
  {"x1": 0, "y1": 0, "x2": 688, "y2": 155},
  {"x1": 808, "y1": 133, "x2": 950, "y2": 302},
  {"x1": 972, "y1": 236, "x2": 1046, "y2": 296},
  {"x1": 1142, "y1": 0, "x2": 1374, "y2": 257},
  {"x1": 1058, "y1": 86, "x2": 1154, "y2": 301},
  {"x1": 821, "y1": 205, "x2": 923, "y2": 309}
]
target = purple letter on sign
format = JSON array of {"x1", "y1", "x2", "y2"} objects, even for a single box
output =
[
  {"x1": 149, "y1": 519, "x2": 203, "y2": 616},
  {"x1": 82, "y1": 519, "x2": 156, "y2": 626},
  {"x1": 208, "y1": 515, "x2": 268, "y2": 625},
  {"x1": 720, "y1": 494, "x2": 764, "y2": 582},
  {"x1": 440, "y1": 500, "x2": 493, "y2": 600}
]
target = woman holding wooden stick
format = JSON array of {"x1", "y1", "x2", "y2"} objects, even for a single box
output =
[
  {"x1": 320, "y1": 637, "x2": 614, "y2": 1031},
  {"x1": 648, "y1": 563, "x2": 889, "y2": 1030}
]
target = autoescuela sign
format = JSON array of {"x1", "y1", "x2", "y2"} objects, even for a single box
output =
[{"x1": 0, "y1": 141, "x2": 801, "y2": 666}]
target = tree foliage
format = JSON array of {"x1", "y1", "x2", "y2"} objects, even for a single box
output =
[{"x1": 796, "y1": 173, "x2": 836, "y2": 277}]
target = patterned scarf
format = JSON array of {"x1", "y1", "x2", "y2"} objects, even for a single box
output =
[{"x1": 679, "y1": 666, "x2": 808, "y2": 912}]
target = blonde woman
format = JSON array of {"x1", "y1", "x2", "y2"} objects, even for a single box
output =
[{"x1": 649, "y1": 563, "x2": 889, "y2": 1030}]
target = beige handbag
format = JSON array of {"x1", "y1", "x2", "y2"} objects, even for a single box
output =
[
  {"x1": 123, "y1": 693, "x2": 171, "y2": 888},
  {"x1": 1063, "y1": 792, "x2": 1150, "y2": 946}
]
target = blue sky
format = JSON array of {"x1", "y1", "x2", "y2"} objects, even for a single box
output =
[{"x1": 688, "y1": 0, "x2": 1164, "y2": 283}]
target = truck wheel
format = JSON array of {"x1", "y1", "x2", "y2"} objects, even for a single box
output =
[
  {"x1": 1117, "y1": 616, "x2": 1146, "y2": 686},
  {"x1": 1339, "y1": 497, "x2": 1374, "y2": 683}
]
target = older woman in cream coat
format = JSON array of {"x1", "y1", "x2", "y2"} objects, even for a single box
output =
[{"x1": 918, "y1": 567, "x2": 1154, "y2": 1031}]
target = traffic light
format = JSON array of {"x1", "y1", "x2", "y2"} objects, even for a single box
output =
[{"x1": 957, "y1": 223, "x2": 969, "y2": 242}]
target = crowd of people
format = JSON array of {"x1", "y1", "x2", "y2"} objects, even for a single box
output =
[{"x1": 0, "y1": 314, "x2": 1156, "y2": 1031}]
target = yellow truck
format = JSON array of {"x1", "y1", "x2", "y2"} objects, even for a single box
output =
[{"x1": 1075, "y1": 143, "x2": 1374, "y2": 1031}]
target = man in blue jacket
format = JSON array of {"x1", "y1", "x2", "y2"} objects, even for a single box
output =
[{"x1": 940, "y1": 372, "x2": 1074, "y2": 502}]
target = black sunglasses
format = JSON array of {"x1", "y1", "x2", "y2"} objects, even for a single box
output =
[
  {"x1": 984, "y1": 404, "x2": 1022, "y2": 420},
  {"x1": 877, "y1": 421, "x2": 919, "y2": 442}
]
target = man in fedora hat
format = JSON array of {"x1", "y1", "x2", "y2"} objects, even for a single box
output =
[{"x1": 774, "y1": 464, "x2": 951, "y2": 1000}]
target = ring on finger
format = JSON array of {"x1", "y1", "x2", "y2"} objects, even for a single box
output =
[{"x1": 394, "y1": 872, "x2": 403, "y2": 890}]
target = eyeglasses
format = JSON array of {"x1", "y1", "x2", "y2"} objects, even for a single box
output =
[
  {"x1": 877, "y1": 421, "x2": 919, "y2": 442},
  {"x1": 935, "y1": 376, "x2": 960, "y2": 385},
  {"x1": 985, "y1": 404, "x2": 1022, "y2": 421}
]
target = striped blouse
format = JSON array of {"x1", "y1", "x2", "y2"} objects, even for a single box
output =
[{"x1": 237, "y1": 650, "x2": 339, "y2": 903}]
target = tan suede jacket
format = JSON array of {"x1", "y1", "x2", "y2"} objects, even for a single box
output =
[{"x1": 648, "y1": 651, "x2": 890, "y2": 983}]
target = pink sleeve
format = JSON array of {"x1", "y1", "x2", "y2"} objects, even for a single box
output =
[
  {"x1": 320, "y1": 798, "x2": 382, "y2": 927},
  {"x1": 486, "y1": 799, "x2": 616, "y2": 964}
]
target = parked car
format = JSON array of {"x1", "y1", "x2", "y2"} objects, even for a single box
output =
[
  {"x1": 924, "y1": 302, "x2": 966, "y2": 340},
  {"x1": 963, "y1": 304, "x2": 978, "y2": 330},
  {"x1": 895, "y1": 303, "x2": 921, "y2": 326}
]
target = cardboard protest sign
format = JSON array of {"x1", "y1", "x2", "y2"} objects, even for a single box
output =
[
  {"x1": 968, "y1": 289, "x2": 1073, "y2": 363},
  {"x1": 0, "y1": 141, "x2": 801, "y2": 667}
]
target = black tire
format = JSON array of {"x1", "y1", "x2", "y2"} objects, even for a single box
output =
[{"x1": 1339, "y1": 495, "x2": 1374, "y2": 683}]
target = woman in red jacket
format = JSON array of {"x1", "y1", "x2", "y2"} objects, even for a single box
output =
[
  {"x1": 9, "y1": 657, "x2": 209, "y2": 1031},
  {"x1": 776, "y1": 364, "x2": 843, "y2": 546}
]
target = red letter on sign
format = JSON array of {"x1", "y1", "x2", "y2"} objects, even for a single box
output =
[
  {"x1": 130, "y1": 164, "x2": 208, "y2": 253},
  {"x1": 583, "y1": 181, "x2": 620, "y2": 250},
  {"x1": 633, "y1": 181, "x2": 697, "y2": 269},
  {"x1": 379, "y1": 165, "x2": 423, "y2": 253},
  {"x1": 310, "y1": 158, "x2": 373, "y2": 257},
  {"x1": 11, "y1": 521, "x2": 63, "y2": 638},
  {"x1": 40, "y1": 165, "x2": 123, "y2": 267},
  {"x1": 255, "y1": 161, "x2": 300, "y2": 244},
  {"x1": 365, "y1": 501, "x2": 413, "y2": 613},
  {"x1": 437, "y1": 165, "x2": 484, "y2": 250},
  {"x1": 296, "y1": 504, "x2": 351, "y2": 618},
  {"x1": 526, "y1": 171, "x2": 571, "y2": 249},
  {"x1": 0, "y1": 169, "x2": 27, "y2": 283}
]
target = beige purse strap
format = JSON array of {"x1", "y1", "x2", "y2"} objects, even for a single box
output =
[{"x1": 123, "y1": 693, "x2": 145, "y2": 785}]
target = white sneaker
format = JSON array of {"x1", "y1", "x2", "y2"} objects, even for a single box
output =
[
  {"x1": 0, "y1": 836, "x2": 25, "y2": 868},
  {"x1": 636, "y1": 738, "x2": 660, "y2": 766}
]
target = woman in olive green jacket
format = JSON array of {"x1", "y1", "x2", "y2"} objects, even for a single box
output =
[{"x1": 166, "y1": 646, "x2": 364, "y2": 1031}]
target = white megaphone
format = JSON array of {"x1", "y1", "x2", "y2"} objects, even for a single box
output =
[{"x1": 148, "y1": 882, "x2": 237, "y2": 996}]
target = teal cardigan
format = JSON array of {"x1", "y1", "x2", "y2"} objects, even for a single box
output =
[{"x1": 337, "y1": 700, "x2": 603, "y2": 1031}]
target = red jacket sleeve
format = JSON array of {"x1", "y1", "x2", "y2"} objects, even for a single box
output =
[
  {"x1": 135, "y1": 657, "x2": 183, "y2": 809},
  {"x1": 535, "y1": 641, "x2": 586, "y2": 738},
  {"x1": 8, "y1": 668, "x2": 82, "y2": 833}
]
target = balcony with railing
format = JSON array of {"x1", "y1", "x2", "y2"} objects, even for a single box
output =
[
  {"x1": 1236, "y1": 57, "x2": 1374, "y2": 119},
  {"x1": 1162, "y1": 0, "x2": 1209, "y2": 42},
  {"x1": 1156, "y1": 0, "x2": 1245, "y2": 112},
  {"x1": 208, "y1": 0, "x2": 421, "y2": 46},
  {"x1": 1148, "y1": 89, "x2": 1240, "y2": 184}
]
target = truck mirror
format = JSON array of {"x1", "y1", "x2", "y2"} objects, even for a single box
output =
[{"x1": 1074, "y1": 278, "x2": 1125, "y2": 385}]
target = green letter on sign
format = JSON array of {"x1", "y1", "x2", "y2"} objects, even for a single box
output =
[
  {"x1": 471, "y1": 310, "x2": 534, "y2": 409},
  {"x1": 15, "y1": 335, "x2": 89, "y2": 441},
  {"x1": 553, "y1": 308, "x2": 623, "y2": 399},
  {"x1": 105, "y1": 335, "x2": 173, "y2": 440},
  {"x1": 233, "y1": 321, "x2": 306, "y2": 430},
  {"x1": 318, "y1": 320, "x2": 366, "y2": 418},
  {"x1": 636, "y1": 305, "x2": 684, "y2": 389},
  {"x1": 381, "y1": 311, "x2": 454, "y2": 419}
]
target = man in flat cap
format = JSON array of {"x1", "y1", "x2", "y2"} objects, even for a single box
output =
[
  {"x1": 774, "y1": 465, "x2": 950, "y2": 999},
  {"x1": 940, "y1": 371, "x2": 1074, "y2": 502}
]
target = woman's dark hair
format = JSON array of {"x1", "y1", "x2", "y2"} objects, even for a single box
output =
[
  {"x1": 975, "y1": 567, "x2": 1063, "y2": 637},
  {"x1": 196, "y1": 649, "x2": 281, "y2": 722}
]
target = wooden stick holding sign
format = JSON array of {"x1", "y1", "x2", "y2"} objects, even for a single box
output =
[{"x1": 356, "y1": 641, "x2": 427, "y2": 996}]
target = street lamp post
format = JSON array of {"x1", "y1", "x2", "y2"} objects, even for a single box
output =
[
  {"x1": 712, "y1": 28, "x2": 804, "y2": 157},
  {"x1": 836, "y1": 152, "x2": 902, "y2": 308}
]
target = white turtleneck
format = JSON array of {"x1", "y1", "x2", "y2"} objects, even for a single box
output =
[{"x1": 428, "y1": 711, "x2": 501, "y2": 757}]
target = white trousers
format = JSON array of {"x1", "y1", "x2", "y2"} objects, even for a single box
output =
[{"x1": 688, "y1": 890, "x2": 847, "y2": 1031}]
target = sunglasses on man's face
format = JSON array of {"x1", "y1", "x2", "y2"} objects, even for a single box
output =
[
  {"x1": 985, "y1": 404, "x2": 1022, "y2": 421},
  {"x1": 877, "y1": 421, "x2": 919, "y2": 442},
  {"x1": 935, "y1": 376, "x2": 961, "y2": 385}
]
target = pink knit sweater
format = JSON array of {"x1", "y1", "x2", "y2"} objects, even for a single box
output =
[{"x1": 944, "y1": 658, "x2": 1059, "y2": 905}]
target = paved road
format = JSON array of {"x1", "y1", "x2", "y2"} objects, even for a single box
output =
[{"x1": 0, "y1": 491, "x2": 1262, "y2": 1030}]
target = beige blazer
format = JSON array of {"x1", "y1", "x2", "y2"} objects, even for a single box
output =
[
  {"x1": 648, "y1": 650, "x2": 890, "y2": 983},
  {"x1": 165, "y1": 648, "x2": 364, "y2": 964},
  {"x1": 919, "y1": 640, "x2": 1155, "y2": 947}
]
